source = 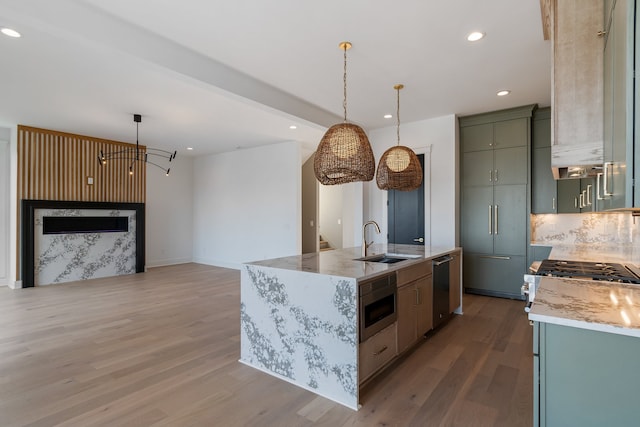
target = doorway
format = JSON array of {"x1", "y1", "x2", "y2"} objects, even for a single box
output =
[{"x1": 387, "y1": 154, "x2": 425, "y2": 245}]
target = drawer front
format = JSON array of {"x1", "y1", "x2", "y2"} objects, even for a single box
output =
[
  {"x1": 359, "y1": 323, "x2": 397, "y2": 383},
  {"x1": 463, "y1": 253, "x2": 526, "y2": 299},
  {"x1": 397, "y1": 260, "x2": 432, "y2": 286}
]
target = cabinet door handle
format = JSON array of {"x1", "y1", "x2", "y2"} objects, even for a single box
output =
[
  {"x1": 488, "y1": 205, "x2": 493, "y2": 234},
  {"x1": 489, "y1": 169, "x2": 493, "y2": 182},
  {"x1": 415, "y1": 288, "x2": 421, "y2": 305},
  {"x1": 494, "y1": 169, "x2": 498, "y2": 182},
  {"x1": 603, "y1": 162, "x2": 614, "y2": 196},
  {"x1": 433, "y1": 256, "x2": 454, "y2": 266},
  {"x1": 574, "y1": 197, "x2": 578, "y2": 208},
  {"x1": 579, "y1": 193, "x2": 585, "y2": 209},
  {"x1": 494, "y1": 205, "x2": 498, "y2": 235},
  {"x1": 596, "y1": 172, "x2": 605, "y2": 200},
  {"x1": 479, "y1": 255, "x2": 511, "y2": 260},
  {"x1": 586, "y1": 185, "x2": 592, "y2": 206},
  {"x1": 552, "y1": 197, "x2": 556, "y2": 210},
  {"x1": 373, "y1": 345, "x2": 388, "y2": 356}
]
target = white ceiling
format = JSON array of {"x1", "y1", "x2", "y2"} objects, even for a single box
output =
[{"x1": 0, "y1": 0, "x2": 550, "y2": 156}]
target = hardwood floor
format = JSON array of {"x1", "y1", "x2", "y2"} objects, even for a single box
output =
[{"x1": 0, "y1": 264, "x2": 532, "y2": 426}]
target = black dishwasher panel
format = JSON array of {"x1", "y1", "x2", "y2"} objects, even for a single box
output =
[{"x1": 433, "y1": 255, "x2": 453, "y2": 328}]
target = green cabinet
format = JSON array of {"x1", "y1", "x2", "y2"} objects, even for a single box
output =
[
  {"x1": 463, "y1": 253, "x2": 526, "y2": 297},
  {"x1": 531, "y1": 108, "x2": 556, "y2": 214},
  {"x1": 460, "y1": 105, "x2": 534, "y2": 299},
  {"x1": 534, "y1": 322, "x2": 640, "y2": 426},
  {"x1": 556, "y1": 178, "x2": 596, "y2": 213},
  {"x1": 602, "y1": 0, "x2": 636, "y2": 208},
  {"x1": 531, "y1": 107, "x2": 598, "y2": 213}
]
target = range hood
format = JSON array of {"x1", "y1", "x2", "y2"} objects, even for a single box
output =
[
  {"x1": 551, "y1": 139, "x2": 604, "y2": 180},
  {"x1": 553, "y1": 164, "x2": 603, "y2": 179}
]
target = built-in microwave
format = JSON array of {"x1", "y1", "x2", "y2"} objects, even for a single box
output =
[{"x1": 359, "y1": 272, "x2": 397, "y2": 342}]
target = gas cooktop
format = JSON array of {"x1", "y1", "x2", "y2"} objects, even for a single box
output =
[{"x1": 537, "y1": 259, "x2": 640, "y2": 284}]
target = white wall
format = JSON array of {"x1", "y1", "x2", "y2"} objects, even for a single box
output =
[
  {"x1": 146, "y1": 155, "x2": 194, "y2": 267},
  {"x1": 0, "y1": 124, "x2": 18, "y2": 288},
  {"x1": 192, "y1": 141, "x2": 301, "y2": 269},
  {"x1": 319, "y1": 184, "x2": 342, "y2": 249},
  {"x1": 341, "y1": 182, "x2": 363, "y2": 248},
  {"x1": 365, "y1": 114, "x2": 458, "y2": 248},
  {"x1": 0, "y1": 133, "x2": 9, "y2": 285}
]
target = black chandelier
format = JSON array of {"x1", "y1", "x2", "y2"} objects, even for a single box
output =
[{"x1": 98, "y1": 114, "x2": 176, "y2": 176}]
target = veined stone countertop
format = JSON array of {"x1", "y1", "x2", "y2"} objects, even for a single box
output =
[
  {"x1": 245, "y1": 244, "x2": 460, "y2": 280},
  {"x1": 529, "y1": 277, "x2": 640, "y2": 338}
]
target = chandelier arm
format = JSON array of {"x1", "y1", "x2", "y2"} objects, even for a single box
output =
[
  {"x1": 145, "y1": 153, "x2": 175, "y2": 162},
  {"x1": 145, "y1": 147, "x2": 177, "y2": 157},
  {"x1": 98, "y1": 113, "x2": 176, "y2": 175},
  {"x1": 100, "y1": 154, "x2": 139, "y2": 161},
  {"x1": 145, "y1": 160, "x2": 169, "y2": 171},
  {"x1": 102, "y1": 148, "x2": 135, "y2": 157}
]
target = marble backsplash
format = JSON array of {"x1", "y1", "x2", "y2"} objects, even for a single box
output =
[
  {"x1": 531, "y1": 213, "x2": 640, "y2": 263},
  {"x1": 531, "y1": 213, "x2": 639, "y2": 244},
  {"x1": 34, "y1": 209, "x2": 137, "y2": 286}
]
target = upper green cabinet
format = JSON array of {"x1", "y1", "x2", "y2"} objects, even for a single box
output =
[
  {"x1": 462, "y1": 119, "x2": 528, "y2": 188},
  {"x1": 532, "y1": 107, "x2": 598, "y2": 214},
  {"x1": 531, "y1": 108, "x2": 557, "y2": 213},
  {"x1": 602, "y1": 0, "x2": 636, "y2": 208},
  {"x1": 462, "y1": 119, "x2": 528, "y2": 153}
]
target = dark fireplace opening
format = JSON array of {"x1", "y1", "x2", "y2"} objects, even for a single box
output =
[{"x1": 43, "y1": 216, "x2": 129, "y2": 234}]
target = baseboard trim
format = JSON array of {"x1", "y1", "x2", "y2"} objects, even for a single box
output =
[
  {"x1": 8, "y1": 280, "x2": 23, "y2": 290},
  {"x1": 146, "y1": 257, "x2": 193, "y2": 268},
  {"x1": 464, "y1": 287, "x2": 525, "y2": 301},
  {"x1": 191, "y1": 257, "x2": 241, "y2": 270}
]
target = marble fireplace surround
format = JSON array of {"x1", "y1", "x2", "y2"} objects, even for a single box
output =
[{"x1": 21, "y1": 200, "x2": 145, "y2": 287}]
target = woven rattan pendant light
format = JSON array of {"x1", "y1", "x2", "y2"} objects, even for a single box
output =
[
  {"x1": 314, "y1": 42, "x2": 375, "y2": 185},
  {"x1": 376, "y1": 84, "x2": 423, "y2": 191}
]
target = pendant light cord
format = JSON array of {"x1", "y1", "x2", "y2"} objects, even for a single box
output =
[
  {"x1": 136, "y1": 121, "x2": 140, "y2": 161},
  {"x1": 343, "y1": 45, "x2": 348, "y2": 122},
  {"x1": 396, "y1": 87, "x2": 401, "y2": 146}
]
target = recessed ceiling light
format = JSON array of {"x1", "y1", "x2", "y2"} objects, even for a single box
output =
[
  {"x1": 467, "y1": 31, "x2": 484, "y2": 42},
  {"x1": 1, "y1": 27, "x2": 21, "y2": 38},
  {"x1": 497, "y1": 90, "x2": 511, "y2": 97},
  {"x1": 384, "y1": 114, "x2": 393, "y2": 119},
  {"x1": 289, "y1": 125, "x2": 297, "y2": 130},
  {"x1": 187, "y1": 147, "x2": 193, "y2": 150}
]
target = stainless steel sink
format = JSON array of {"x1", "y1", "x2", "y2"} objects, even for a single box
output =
[{"x1": 355, "y1": 253, "x2": 422, "y2": 264}]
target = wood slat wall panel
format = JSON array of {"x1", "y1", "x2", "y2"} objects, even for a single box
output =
[
  {"x1": 17, "y1": 125, "x2": 146, "y2": 203},
  {"x1": 16, "y1": 125, "x2": 146, "y2": 279}
]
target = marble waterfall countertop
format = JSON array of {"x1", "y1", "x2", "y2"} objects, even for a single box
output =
[
  {"x1": 245, "y1": 244, "x2": 460, "y2": 280},
  {"x1": 529, "y1": 277, "x2": 640, "y2": 338},
  {"x1": 241, "y1": 243, "x2": 460, "y2": 409}
]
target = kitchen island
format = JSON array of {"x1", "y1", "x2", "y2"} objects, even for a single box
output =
[
  {"x1": 529, "y1": 277, "x2": 640, "y2": 426},
  {"x1": 240, "y1": 244, "x2": 462, "y2": 410}
]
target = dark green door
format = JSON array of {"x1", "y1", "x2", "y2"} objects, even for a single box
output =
[{"x1": 388, "y1": 154, "x2": 425, "y2": 245}]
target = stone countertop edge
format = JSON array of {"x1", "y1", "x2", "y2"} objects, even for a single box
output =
[
  {"x1": 244, "y1": 244, "x2": 461, "y2": 281},
  {"x1": 528, "y1": 276, "x2": 640, "y2": 338}
]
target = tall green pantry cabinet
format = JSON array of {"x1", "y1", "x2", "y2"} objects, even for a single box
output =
[{"x1": 460, "y1": 105, "x2": 535, "y2": 299}]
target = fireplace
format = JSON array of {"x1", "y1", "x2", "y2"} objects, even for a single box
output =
[{"x1": 21, "y1": 200, "x2": 145, "y2": 287}]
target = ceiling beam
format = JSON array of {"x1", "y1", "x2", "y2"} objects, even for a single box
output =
[
  {"x1": 2, "y1": 0, "x2": 341, "y2": 129},
  {"x1": 540, "y1": 0, "x2": 552, "y2": 41}
]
